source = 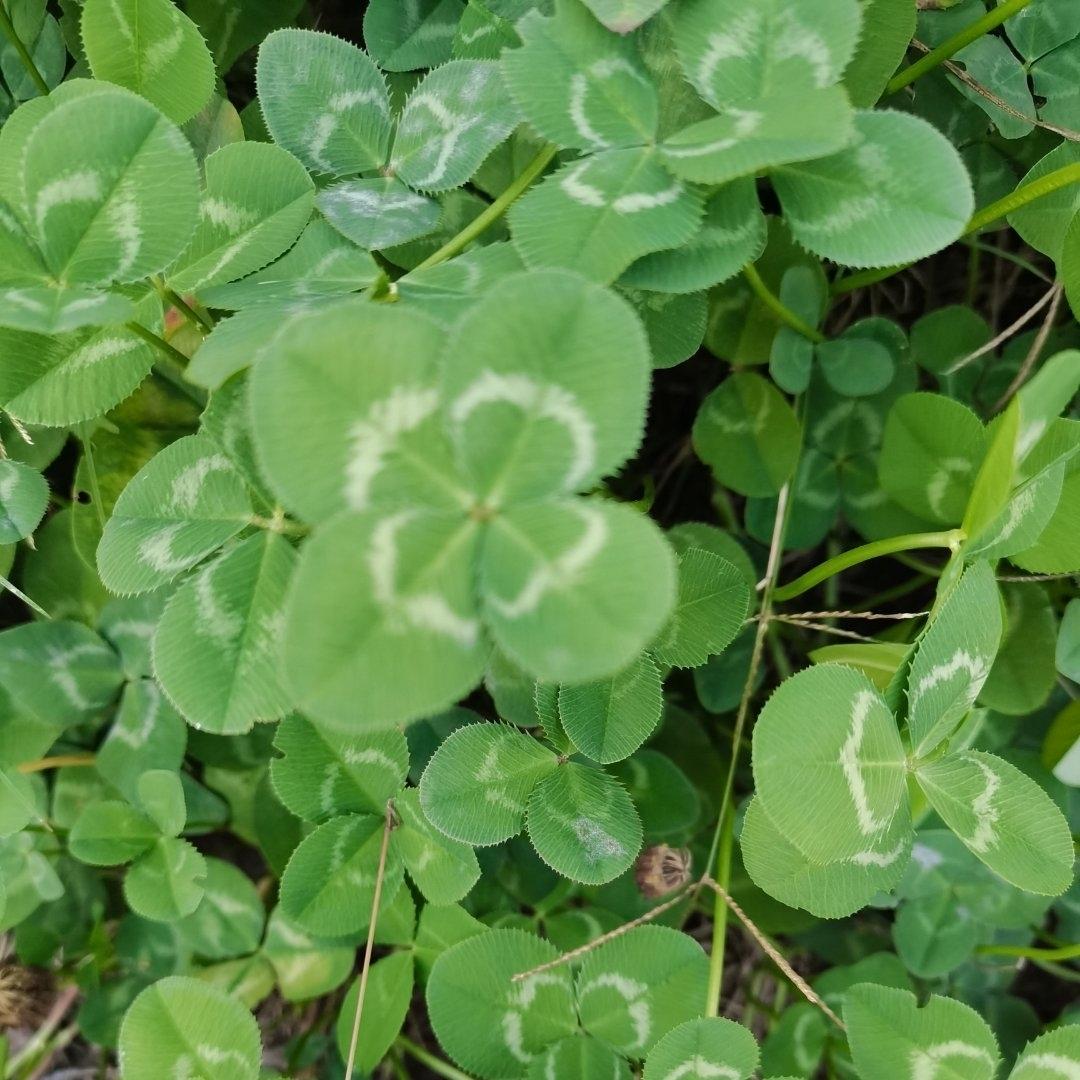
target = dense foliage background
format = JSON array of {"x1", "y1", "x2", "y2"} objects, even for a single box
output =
[{"x1": 0, "y1": 0, "x2": 1079, "y2": 1077}]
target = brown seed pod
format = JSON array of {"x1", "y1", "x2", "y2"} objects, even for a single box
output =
[
  {"x1": 634, "y1": 844, "x2": 692, "y2": 899},
  {"x1": 0, "y1": 961, "x2": 56, "y2": 1029}
]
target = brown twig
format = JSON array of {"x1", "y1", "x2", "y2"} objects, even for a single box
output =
[
  {"x1": 993, "y1": 282, "x2": 1065, "y2": 411},
  {"x1": 909, "y1": 39, "x2": 1080, "y2": 143},
  {"x1": 946, "y1": 283, "x2": 1061, "y2": 374},
  {"x1": 344, "y1": 800, "x2": 397, "y2": 1077},
  {"x1": 510, "y1": 885, "x2": 699, "y2": 982},
  {"x1": 701, "y1": 877, "x2": 846, "y2": 1031}
]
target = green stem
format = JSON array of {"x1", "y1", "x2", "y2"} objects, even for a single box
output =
[
  {"x1": 395, "y1": 1037, "x2": 474, "y2": 1080},
  {"x1": 743, "y1": 264, "x2": 825, "y2": 344},
  {"x1": 0, "y1": 573, "x2": 51, "y2": 619},
  {"x1": 885, "y1": 0, "x2": 1034, "y2": 95},
  {"x1": 78, "y1": 422, "x2": 107, "y2": 531},
  {"x1": 832, "y1": 162, "x2": 1080, "y2": 295},
  {"x1": 125, "y1": 322, "x2": 208, "y2": 408},
  {"x1": 152, "y1": 277, "x2": 214, "y2": 333},
  {"x1": 412, "y1": 144, "x2": 558, "y2": 272},
  {"x1": 773, "y1": 530, "x2": 964, "y2": 602},
  {"x1": 977, "y1": 941, "x2": 1080, "y2": 962},
  {"x1": 705, "y1": 811, "x2": 734, "y2": 1017},
  {"x1": 0, "y1": 3, "x2": 50, "y2": 96}
]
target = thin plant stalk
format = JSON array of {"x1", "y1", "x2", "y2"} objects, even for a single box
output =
[{"x1": 884, "y1": 0, "x2": 1034, "y2": 95}]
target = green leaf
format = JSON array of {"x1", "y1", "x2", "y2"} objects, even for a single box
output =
[
  {"x1": 480, "y1": 499, "x2": 677, "y2": 683},
  {"x1": 619, "y1": 287, "x2": 707, "y2": 369},
  {"x1": 263, "y1": 906, "x2": 355, "y2": 1002},
  {"x1": 0, "y1": 458, "x2": 47, "y2": 543},
  {"x1": 0, "y1": 620, "x2": 123, "y2": 726},
  {"x1": 153, "y1": 531, "x2": 296, "y2": 735},
  {"x1": 753, "y1": 664, "x2": 907, "y2": 862},
  {"x1": 0, "y1": 302, "x2": 162, "y2": 427},
  {"x1": 620, "y1": 179, "x2": 766, "y2": 293},
  {"x1": 391, "y1": 61, "x2": 518, "y2": 194},
  {"x1": 335, "y1": 951, "x2": 414, "y2": 1071},
  {"x1": 741, "y1": 794, "x2": 912, "y2": 919},
  {"x1": 427, "y1": 929, "x2": 576, "y2": 1079},
  {"x1": 316, "y1": 178, "x2": 441, "y2": 250},
  {"x1": 420, "y1": 722, "x2": 557, "y2": 845},
  {"x1": 187, "y1": 0, "x2": 304, "y2": 73},
  {"x1": 1008, "y1": 143, "x2": 1080, "y2": 263},
  {"x1": 364, "y1": 0, "x2": 464, "y2": 72},
  {"x1": 124, "y1": 837, "x2": 207, "y2": 920},
  {"x1": 915, "y1": 750, "x2": 1073, "y2": 895},
  {"x1": 582, "y1": 0, "x2": 668, "y2": 32},
  {"x1": 693, "y1": 372, "x2": 801, "y2": 498},
  {"x1": 97, "y1": 434, "x2": 253, "y2": 596},
  {"x1": 198, "y1": 220, "x2": 379, "y2": 312},
  {"x1": 250, "y1": 299, "x2": 454, "y2": 523},
  {"x1": 444, "y1": 270, "x2": 651, "y2": 503},
  {"x1": 279, "y1": 813, "x2": 403, "y2": 935},
  {"x1": 660, "y1": 87, "x2": 854, "y2": 186},
  {"x1": 879, "y1": 393, "x2": 986, "y2": 524},
  {"x1": 674, "y1": 0, "x2": 861, "y2": 109},
  {"x1": 528, "y1": 1036, "x2": 632, "y2": 1080},
  {"x1": 0, "y1": 285, "x2": 136, "y2": 334},
  {"x1": 1010, "y1": 1027, "x2": 1080, "y2": 1079},
  {"x1": 21, "y1": 85, "x2": 200, "y2": 285},
  {"x1": 559, "y1": 654, "x2": 662, "y2": 764},
  {"x1": 176, "y1": 857, "x2": 264, "y2": 960},
  {"x1": 980, "y1": 582, "x2": 1057, "y2": 717},
  {"x1": 844, "y1": 0, "x2": 916, "y2": 107},
  {"x1": 652, "y1": 549, "x2": 750, "y2": 669},
  {"x1": 270, "y1": 714, "x2": 409, "y2": 822},
  {"x1": 119, "y1": 975, "x2": 261, "y2": 1079},
  {"x1": 0, "y1": 768, "x2": 42, "y2": 837},
  {"x1": 137, "y1": 768, "x2": 186, "y2": 837},
  {"x1": 576, "y1": 925, "x2": 708, "y2": 1056},
  {"x1": 284, "y1": 508, "x2": 488, "y2": 728},
  {"x1": 905, "y1": 561, "x2": 1002, "y2": 757},
  {"x1": 511, "y1": 148, "x2": 702, "y2": 283},
  {"x1": 1058, "y1": 598, "x2": 1080, "y2": 682},
  {"x1": 256, "y1": 29, "x2": 392, "y2": 176},
  {"x1": 395, "y1": 787, "x2": 481, "y2": 903},
  {"x1": 844, "y1": 983, "x2": 999, "y2": 1080},
  {"x1": 501, "y1": 0, "x2": 658, "y2": 150},
  {"x1": 69, "y1": 800, "x2": 158, "y2": 865},
  {"x1": 167, "y1": 142, "x2": 315, "y2": 293},
  {"x1": 893, "y1": 890, "x2": 981, "y2": 980},
  {"x1": 526, "y1": 763, "x2": 641, "y2": 883},
  {"x1": 773, "y1": 110, "x2": 974, "y2": 268},
  {"x1": 643, "y1": 1017, "x2": 760, "y2": 1080},
  {"x1": 81, "y1": 0, "x2": 216, "y2": 125}
]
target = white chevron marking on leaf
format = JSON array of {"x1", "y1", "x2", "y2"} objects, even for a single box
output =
[{"x1": 839, "y1": 689, "x2": 890, "y2": 836}]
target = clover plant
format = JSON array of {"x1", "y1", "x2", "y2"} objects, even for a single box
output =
[{"x1": 0, "y1": 0, "x2": 1078, "y2": 1077}]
